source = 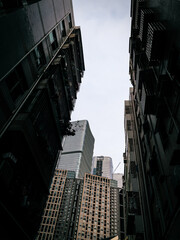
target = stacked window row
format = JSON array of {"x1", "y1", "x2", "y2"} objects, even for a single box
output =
[
  {"x1": 54, "y1": 178, "x2": 83, "y2": 240},
  {"x1": 77, "y1": 177, "x2": 110, "y2": 240},
  {"x1": 36, "y1": 170, "x2": 67, "y2": 240}
]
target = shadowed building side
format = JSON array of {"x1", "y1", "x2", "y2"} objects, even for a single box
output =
[
  {"x1": 0, "y1": 0, "x2": 85, "y2": 238},
  {"x1": 127, "y1": 0, "x2": 180, "y2": 239}
]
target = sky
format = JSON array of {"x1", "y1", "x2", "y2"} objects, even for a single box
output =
[{"x1": 71, "y1": 0, "x2": 131, "y2": 173}]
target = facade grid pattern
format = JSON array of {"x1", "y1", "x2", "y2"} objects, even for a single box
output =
[
  {"x1": 110, "y1": 187, "x2": 121, "y2": 238},
  {"x1": 53, "y1": 177, "x2": 84, "y2": 240},
  {"x1": 77, "y1": 173, "x2": 111, "y2": 240},
  {"x1": 36, "y1": 169, "x2": 67, "y2": 239}
]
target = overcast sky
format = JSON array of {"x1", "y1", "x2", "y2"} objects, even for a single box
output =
[{"x1": 71, "y1": 0, "x2": 131, "y2": 173}]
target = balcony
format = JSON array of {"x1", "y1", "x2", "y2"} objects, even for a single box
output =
[
  {"x1": 134, "y1": 0, "x2": 147, "y2": 30},
  {"x1": 146, "y1": 22, "x2": 166, "y2": 62},
  {"x1": 139, "y1": 9, "x2": 154, "y2": 46}
]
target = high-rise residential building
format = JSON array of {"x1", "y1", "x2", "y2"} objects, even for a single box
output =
[
  {"x1": 119, "y1": 188, "x2": 125, "y2": 240},
  {"x1": 76, "y1": 173, "x2": 111, "y2": 240},
  {"x1": 92, "y1": 156, "x2": 113, "y2": 179},
  {"x1": 53, "y1": 173, "x2": 83, "y2": 240},
  {"x1": 126, "y1": 0, "x2": 180, "y2": 239},
  {"x1": 110, "y1": 187, "x2": 121, "y2": 238},
  {"x1": 36, "y1": 169, "x2": 84, "y2": 240},
  {"x1": 36, "y1": 169, "x2": 68, "y2": 239},
  {"x1": 37, "y1": 172, "x2": 121, "y2": 240},
  {"x1": 112, "y1": 173, "x2": 123, "y2": 188},
  {"x1": 57, "y1": 120, "x2": 95, "y2": 178},
  {"x1": 0, "y1": 1, "x2": 85, "y2": 238}
]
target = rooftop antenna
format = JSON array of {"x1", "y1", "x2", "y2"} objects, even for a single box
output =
[{"x1": 113, "y1": 162, "x2": 121, "y2": 173}]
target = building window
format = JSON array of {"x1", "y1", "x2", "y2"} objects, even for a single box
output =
[
  {"x1": 127, "y1": 120, "x2": 132, "y2": 130},
  {"x1": 34, "y1": 43, "x2": 46, "y2": 69},
  {"x1": 49, "y1": 29, "x2": 58, "y2": 51},
  {"x1": 6, "y1": 64, "x2": 27, "y2": 104},
  {"x1": 60, "y1": 20, "x2": 66, "y2": 37},
  {"x1": 125, "y1": 105, "x2": 131, "y2": 114},
  {"x1": 129, "y1": 138, "x2": 134, "y2": 152},
  {"x1": 68, "y1": 13, "x2": 72, "y2": 29}
]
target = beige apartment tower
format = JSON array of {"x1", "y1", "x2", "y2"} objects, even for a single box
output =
[
  {"x1": 37, "y1": 169, "x2": 68, "y2": 239},
  {"x1": 77, "y1": 173, "x2": 111, "y2": 240},
  {"x1": 37, "y1": 172, "x2": 120, "y2": 240}
]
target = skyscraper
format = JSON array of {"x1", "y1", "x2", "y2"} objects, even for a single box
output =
[
  {"x1": 126, "y1": 0, "x2": 180, "y2": 239},
  {"x1": 77, "y1": 173, "x2": 111, "y2": 240},
  {"x1": 36, "y1": 169, "x2": 84, "y2": 240},
  {"x1": 92, "y1": 156, "x2": 113, "y2": 179},
  {"x1": 36, "y1": 169, "x2": 68, "y2": 239},
  {"x1": 37, "y1": 171, "x2": 122, "y2": 240},
  {"x1": 57, "y1": 120, "x2": 95, "y2": 178},
  {"x1": 0, "y1": 0, "x2": 84, "y2": 238},
  {"x1": 53, "y1": 173, "x2": 83, "y2": 240}
]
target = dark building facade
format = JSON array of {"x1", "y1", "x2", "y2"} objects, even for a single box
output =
[
  {"x1": 123, "y1": 97, "x2": 145, "y2": 240},
  {"x1": 0, "y1": 0, "x2": 85, "y2": 238},
  {"x1": 127, "y1": 0, "x2": 180, "y2": 239}
]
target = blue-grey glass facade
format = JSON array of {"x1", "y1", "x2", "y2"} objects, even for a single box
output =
[
  {"x1": 92, "y1": 156, "x2": 113, "y2": 179},
  {"x1": 57, "y1": 120, "x2": 95, "y2": 178}
]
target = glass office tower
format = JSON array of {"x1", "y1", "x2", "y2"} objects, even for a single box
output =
[
  {"x1": 92, "y1": 156, "x2": 113, "y2": 179},
  {"x1": 57, "y1": 120, "x2": 95, "y2": 178}
]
